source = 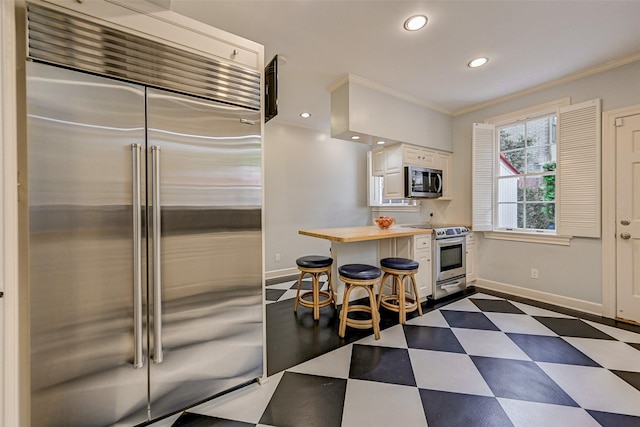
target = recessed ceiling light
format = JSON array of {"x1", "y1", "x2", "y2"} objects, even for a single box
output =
[
  {"x1": 404, "y1": 14, "x2": 428, "y2": 31},
  {"x1": 468, "y1": 57, "x2": 489, "y2": 68},
  {"x1": 300, "y1": 112, "x2": 311, "y2": 118},
  {"x1": 376, "y1": 140, "x2": 386, "y2": 145},
  {"x1": 351, "y1": 135, "x2": 360, "y2": 140}
]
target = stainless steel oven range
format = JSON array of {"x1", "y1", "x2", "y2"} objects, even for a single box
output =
[{"x1": 432, "y1": 226, "x2": 469, "y2": 300}]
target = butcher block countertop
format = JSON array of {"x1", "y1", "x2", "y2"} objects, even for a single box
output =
[{"x1": 298, "y1": 225, "x2": 432, "y2": 243}]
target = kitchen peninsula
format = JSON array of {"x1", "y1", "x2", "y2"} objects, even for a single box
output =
[{"x1": 299, "y1": 225, "x2": 433, "y2": 304}]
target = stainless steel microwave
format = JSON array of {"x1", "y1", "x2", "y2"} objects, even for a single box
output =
[{"x1": 404, "y1": 166, "x2": 443, "y2": 198}]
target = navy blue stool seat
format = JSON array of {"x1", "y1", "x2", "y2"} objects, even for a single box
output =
[
  {"x1": 294, "y1": 255, "x2": 336, "y2": 320},
  {"x1": 338, "y1": 264, "x2": 382, "y2": 340},
  {"x1": 377, "y1": 257, "x2": 422, "y2": 324},
  {"x1": 296, "y1": 255, "x2": 333, "y2": 269},
  {"x1": 380, "y1": 257, "x2": 419, "y2": 271}
]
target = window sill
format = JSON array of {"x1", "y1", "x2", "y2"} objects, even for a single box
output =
[
  {"x1": 371, "y1": 205, "x2": 421, "y2": 213},
  {"x1": 483, "y1": 231, "x2": 572, "y2": 246}
]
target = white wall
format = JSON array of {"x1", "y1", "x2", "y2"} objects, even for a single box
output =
[
  {"x1": 263, "y1": 122, "x2": 372, "y2": 274},
  {"x1": 451, "y1": 60, "x2": 640, "y2": 307}
]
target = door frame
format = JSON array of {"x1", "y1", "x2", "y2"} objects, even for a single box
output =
[
  {"x1": 1, "y1": 1, "x2": 20, "y2": 426},
  {"x1": 602, "y1": 104, "x2": 640, "y2": 319}
]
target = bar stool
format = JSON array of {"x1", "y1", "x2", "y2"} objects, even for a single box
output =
[
  {"x1": 377, "y1": 257, "x2": 423, "y2": 324},
  {"x1": 338, "y1": 264, "x2": 382, "y2": 340},
  {"x1": 294, "y1": 255, "x2": 337, "y2": 320}
]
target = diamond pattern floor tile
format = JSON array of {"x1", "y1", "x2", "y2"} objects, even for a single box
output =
[
  {"x1": 507, "y1": 333, "x2": 600, "y2": 366},
  {"x1": 441, "y1": 309, "x2": 501, "y2": 331},
  {"x1": 562, "y1": 337, "x2": 640, "y2": 371},
  {"x1": 538, "y1": 362, "x2": 640, "y2": 416},
  {"x1": 533, "y1": 317, "x2": 616, "y2": 339},
  {"x1": 498, "y1": 398, "x2": 601, "y2": 427},
  {"x1": 470, "y1": 298, "x2": 526, "y2": 314},
  {"x1": 452, "y1": 328, "x2": 531, "y2": 360},
  {"x1": 471, "y1": 356, "x2": 579, "y2": 406},
  {"x1": 483, "y1": 312, "x2": 557, "y2": 336},
  {"x1": 587, "y1": 409, "x2": 640, "y2": 427},
  {"x1": 258, "y1": 371, "x2": 346, "y2": 427},
  {"x1": 348, "y1": 344, "x2": 416, "y2": 387},
  {"x1": 409, "y1": 348, "x2": 493, "y2": 396},
  {"x1": 173, "y1": 413, "x2": 254, "y2": 426},
  {"x1": 419, "y1": 389, "x2": 513, "y2": 427},
  {"x1": 403, "y1": 324, "x2": 466, "y2": 353},
  {"x1": 611, "y1": 370, "x2": 640, "y2": 392},
  {"x1": 342, "y1": 379, "x2": 427, "y2": 427}
]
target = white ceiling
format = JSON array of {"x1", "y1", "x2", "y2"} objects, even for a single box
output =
[{"x1": 166, "y1": 0, "x2": 640, "y2": 131}]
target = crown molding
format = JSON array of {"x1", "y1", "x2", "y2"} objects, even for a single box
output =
[
  {"x1": 327, "y1": 73, "x2": 452, "y2": 116},
  {"x1": 453, "y1": 52, "x2": 640, "y2": 117}
]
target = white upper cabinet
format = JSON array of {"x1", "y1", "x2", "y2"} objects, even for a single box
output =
[
  {"x1": 371, "y1": 148, "x2": 385, "y2": 176},
  {"x1": 404, "y1": 145, "x2": 436, "y2": 168},
  {"x1": 376, "y1": 142, "x2": 452, "y2": 200}
]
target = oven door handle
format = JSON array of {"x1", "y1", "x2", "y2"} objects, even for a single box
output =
[
  {"x1": 436, "y1": 236, "x2": 466, "y2": 245},
  {"x1": 440, "y1": 280, "x2": 463, "y2": 290}
]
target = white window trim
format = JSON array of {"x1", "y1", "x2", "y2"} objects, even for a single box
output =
[
  {"x1": 473, "y1": 98, "x2": 601, "y2": 243},
  {"x1": 483, "y1": 231, "x2": 572, "y2": 246},
  {"x1": 486, "y1": 98, "x2": 570, "y2": 126}
]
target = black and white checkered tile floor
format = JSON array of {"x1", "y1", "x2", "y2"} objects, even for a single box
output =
[{"x1": 151, "y1": 280, "x2": 640, "y2": 427}]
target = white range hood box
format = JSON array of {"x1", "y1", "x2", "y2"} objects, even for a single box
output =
[{"x1": 329, "y1": 74, "x2": 453, "y2": 152}]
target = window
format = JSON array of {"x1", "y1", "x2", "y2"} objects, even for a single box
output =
[
  {"x1": 497, "y1": 114, "x2": 557, "y2": 231},
  {"x1": 473, "y1": 98, "x2": 601, "y2": 241}
]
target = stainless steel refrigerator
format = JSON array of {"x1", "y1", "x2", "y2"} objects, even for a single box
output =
[{"x1": 26, "y1": 56, "x2": 264, "y2": 425}]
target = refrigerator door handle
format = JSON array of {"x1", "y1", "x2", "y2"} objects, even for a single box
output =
[
  {"x1": 132, "y1": 143, "x2": 144, "y2": 369},
  {"x1": 151, "y1": 145, "x2": 164, "y2": 364}
]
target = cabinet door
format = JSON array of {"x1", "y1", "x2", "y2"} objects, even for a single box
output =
[
  {"x1": 466, "y1": 233, "x2": 477, "y2": 282},
  {"x1": 414, "y1": 236, "x2": 432, "y2": 299},
  {"x1": 372, "y1": 148, "x2": 385, "y2": 176},
  {"x1": 384, "y1": 144, "x2": 403, "y2": 173},
  {"x1": 383, "y1": 170, "x2": 404, "y2": 199},
  {"x1": 420, "y1": 148, "x2": 437, "y2": 168},
  {"x1": 404, "y1": 145, "x2": 435, "y2": 168},
  {"x1": 404, "y1": 145, "x2": 421, "y2": 166}
]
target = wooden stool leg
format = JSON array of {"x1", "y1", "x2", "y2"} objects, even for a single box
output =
[
  {"x1": 326, "y1": 269, "x2": 338, "y2": 309},
  {"x1": 312, "y1": 273, "x2": 320, "y2": 320},
  {"x1": 409, "y1": 273, "x2": 422, "y2": 315},
  {"x1": 397, "y1": 275, "x2": 406, "y2": 324},
  {"x1": 377, "y1": 272, "x2": 390, "y2": 309},
  {"x1": 294, "y1": 270, "x2": 306, "y2": 313},
  {"x1": 364, "y1": 284, "x2": 380, "y2": 340},
  {"x1": 339, "y1": 283, "x2": 353, "y2": 338}
]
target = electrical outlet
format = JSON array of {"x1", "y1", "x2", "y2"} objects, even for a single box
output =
[
  {"x1": 275, "y1": 253, "x2": 281, "y2": 262},
  {"x1": 531, "y1": 268, "x2": 539, "y2": 279}
]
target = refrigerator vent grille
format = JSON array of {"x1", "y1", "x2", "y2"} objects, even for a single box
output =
[{"x1": 26, "y1": 2, "x2": 262, "y2": 110}]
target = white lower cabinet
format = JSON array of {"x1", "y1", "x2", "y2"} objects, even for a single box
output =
[
  {"x1": 378, "y1": 235, "x2": 432, "y2": 301},
  {"x1": 413, "y1": 236, "x2": 432, "y2": 300},
  {"x1": 466, "y1": 232, "x2": 477, "y2": 283}
]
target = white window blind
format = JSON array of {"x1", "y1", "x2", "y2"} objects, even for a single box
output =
[
  {"x1": 472, "y1": 123, "x2": 495, "y2": 231},
  {"x1": 556, "y1": 99, "x2": 601, "y2": 237}
]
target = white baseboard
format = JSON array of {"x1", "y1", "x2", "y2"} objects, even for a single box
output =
[
  {"x1": 475, "y1": 278, "x2": 604, "y2": 317},
  {"x1": 266, "y1": 267, "x2": 298, "y2": 280}
]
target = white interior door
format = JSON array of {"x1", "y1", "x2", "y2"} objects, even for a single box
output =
[{"x1": 616, "y1": 113, "x2": 640, "y2": 324}]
